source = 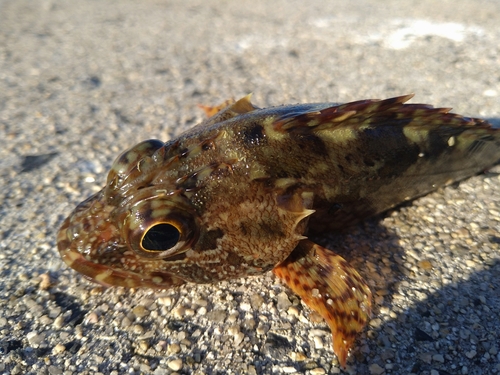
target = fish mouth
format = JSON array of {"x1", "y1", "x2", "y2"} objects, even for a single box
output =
[
  {"x1": 57, "y1": 192, "x2": 186, "y2": 289},
  {"x1": 57, "y1": 191, "x2": 122, "y2": 284},
  {"x1": 57, "y1": 238, "x2": 184, "y2": 289}
]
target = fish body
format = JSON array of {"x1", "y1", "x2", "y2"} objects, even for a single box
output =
[{"x1": 57, "y1": 94, "x2": 500, "y2": 366}]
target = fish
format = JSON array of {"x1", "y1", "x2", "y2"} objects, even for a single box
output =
[{"x1": 57, "y1": 94, "x2": 500, "y2": 366}]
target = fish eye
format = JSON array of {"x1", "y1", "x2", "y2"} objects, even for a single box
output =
[
  {"x1": 141, "y1": 222, "x2": 181, "y2": 251},
  {"x1": 124, "y1": 196, "x2": 199, "y2": 258}
]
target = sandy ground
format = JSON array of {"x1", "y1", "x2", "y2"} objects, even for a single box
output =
[{"x1": 1, "y1": 0, "x2": 499, "y2": 374}]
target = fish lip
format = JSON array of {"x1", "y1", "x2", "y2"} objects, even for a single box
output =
[{"x1": 57, "y1": 243, "x2": 184, "y2": 289}]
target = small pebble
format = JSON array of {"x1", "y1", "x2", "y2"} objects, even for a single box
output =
[
  {"x1": 418, "y1": 259, "x2": 433, "y2": 270},
  {"x1": 379, "y1": 306, "x2": 390, "y2": 315},
  {"x1": 228, "y1": 326, "x2": 240, "y2": 336},
  {"x1": 197, "y1": 306, "x2": 207, "y2": 315},
  {"x1": 432, "y1": 354, "x2": 444, "y2": 363},
  {"x1": 299, "y1": 314, "x2": 310, "y2": 324},
  {"x1": 172, "y1": 307, "x2": 185, "y2": 319},
  {"x1": 38, "y1": 273, "x2": 52, "y2": 290},
  {"x1": 313, "y1": 336, "x2": 323, "y2": 350},
  {"x1": 85, "y1": 312, "x2": 99, "y2": 324},
  {"x1": 132, "y1": 305, "x2": 149, "y2": 318},
  {"x1": 289, "y1": 352, "x2": 307, "y2": 361},
  {"x1": 369, "y1": 363, "x2": 384, "y2": 375},
  {"x1": 27, "y1": 331, "x2": 45, "y2": 346},
  {"x1": 121, "y1": 317, "x2": 132, "y2": 328},
  {"x1": 420, "y1": 353, "x2": 432, "y2": 364},
  {"x1": 48, "y1": 366, "x2": 62, "y2": 375},
  {"x1": 131, "y1": 324, "x2": 145, "y2": 335},
  {"x1": 460, "y1": 329, "x2": 470, "y2": 339},
  {"x1": 167, "y1": 359, "x2": 183, "y2": 371},
  {"x1": 194, "y1": 298, "x2": 208, "y2": 307},
  {"x1": 256, "y1": 323, "x2": 269, "y2": 335},
  {"x1": 240, "y1": 301, "x2": 252, "y2": 311},
  {"x1": 157, "y1": 296, "x2": 173, "y2": 306},
  {"x1": 167, "y1": 343, "x2": 181, "y2": 354},
  {"x1": 287, "y1": 306, "x2": 300, "y2": 318},
  {"x1": 277, "y1": 292, "x2": 292, "y2": 311},
  {"x1": 250, "y1": 293, "x2": 264, "y2": 309},
  {"x1": 207, "y1": 309, "x2": 226, "y2": 322},
  {"x1": 155, "y1": 340, "x2": 168, "y2": 352},
  {"x1": 138, "y1": 340, "x2": 149, "y2": 351},
  {"x1": 184, "y1": 308, "x2": 195, "y2": 317},
  {"x1": 227, "y1": 312, "x2": 239, "y2": 323},
  {"x1": 381, "y1": 349, "x2": 394, "y2": 360},
  {"x1": 234, "y1": 332, "x2": 245, "y2": 345},
  {"x1": 243, "y1": 318, "x2": 256, "y2": 330},
  {"x1": 465, "y1": 259, "x2": 476, "y2": 268},
  {"x1": 52, "y1": 344, "x2": 66, "y2": 355},
  {"x1": 309, "y1": 368, "x2": 326, "y2": 375},
  {"x1": 39, "y1": 315, "x2": 53, "y2": 325},
  {"x1": 465, "y1": 350, "x2": 477, "y2": 359},
  {"x1": 90, "y1": 287, "x2": 103, "y2": 295}
]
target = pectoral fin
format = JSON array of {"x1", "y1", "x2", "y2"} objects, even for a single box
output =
[{"x1": 273, "y1": 239, "x2": 372, "y2": 367}]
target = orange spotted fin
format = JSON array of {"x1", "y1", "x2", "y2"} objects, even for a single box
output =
[{"x1": 273, "y1": 239, "x2": 372, "y2": 367}]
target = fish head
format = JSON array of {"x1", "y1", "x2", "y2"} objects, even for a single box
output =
[
  {"x1": 57, "y1": 139, "x2": 196, "y2": 288},
  {"x1": 58, "y1": 137, "x2": 313, "y2": 289}
]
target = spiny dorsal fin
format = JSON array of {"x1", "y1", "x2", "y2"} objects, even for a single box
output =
[
  {"x1": 273, "y1": 94, "x2": 494, "y2": 133},
  {"x1": 199, "y1": 99, "x2": 236, "y2": 118},
  {"x1": 274, "y1": 94, "x2": 415, "y2": 131},
  {"x1": 199, "y1": 94, "x2": 258, "y2": 119},
  {"x1": 231, "y1": 94, "x2": 258, "y2": 114}
]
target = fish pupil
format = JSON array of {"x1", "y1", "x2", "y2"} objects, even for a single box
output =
[{"x1": 142, "y1": 223, "x2": 180, "y2": 251}]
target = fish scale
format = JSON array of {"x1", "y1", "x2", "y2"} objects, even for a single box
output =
[{"x1": 57, "y1": 94, "x2": 500, "y2": 367}]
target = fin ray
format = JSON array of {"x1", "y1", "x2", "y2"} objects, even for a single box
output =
[
  {"x1": 199, "y1": 94, "x2": 258, "y2": 119},
  {"x1": 273, "y1": 94, "x2": 495, "y2": 133},
  {"x1": 273, "y1": 240, "x2": 372, "y2": 367}
]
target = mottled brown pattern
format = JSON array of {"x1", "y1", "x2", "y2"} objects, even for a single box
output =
[{"x1": 58, "y1": 94, "x2": 500, "y2": 366}]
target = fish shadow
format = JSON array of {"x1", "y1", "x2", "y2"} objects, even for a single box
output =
[{"x1": 312, "y1": 201, "x2": 500, "y2": 374}]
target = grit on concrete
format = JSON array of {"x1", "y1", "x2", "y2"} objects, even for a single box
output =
[{"x1": 1, "y1": 1, "x2": 499, "y2": 374}]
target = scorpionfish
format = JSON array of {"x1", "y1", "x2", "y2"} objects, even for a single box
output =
[{"x1": 58, "y1": 94, "x2": 500, "y2": 366}]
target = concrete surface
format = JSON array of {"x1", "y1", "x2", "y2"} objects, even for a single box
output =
[{"x1": 1, "y1": 0, "x2": 499, "y2": 374}]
